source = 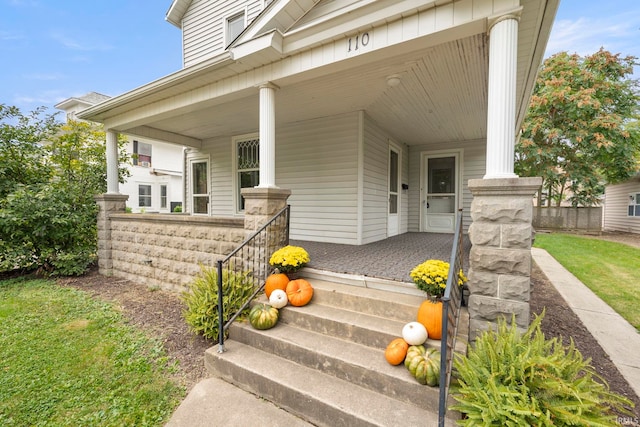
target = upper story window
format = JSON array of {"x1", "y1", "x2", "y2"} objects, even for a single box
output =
[
  {"x1": 226, "y1": 11, "x2": 245, "y2": 46},
  {"x1": 628, "y1": 193, "x2": 640, "y2": 217},
  {"x1": 133, "y1": 140, "x2": 152, "y2": 167}
]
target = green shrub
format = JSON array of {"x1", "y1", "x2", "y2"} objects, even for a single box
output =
[
  {"x1": 451, "y1": 313, "x2": 633, "y2": 426},
  {"x1": 180, "y1": 266, "x2": 256, "y2": 340}
]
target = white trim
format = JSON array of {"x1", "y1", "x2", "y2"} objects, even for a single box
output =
[
  {"x1": 225, "y1": 7, "x2": 248, "y2": 48},
  {"x1": 388, "y1": 139, "x2": 402, "y2": 237},
  {"x1": 356, "y1": 111, "x2": 365, "y2": 244}
]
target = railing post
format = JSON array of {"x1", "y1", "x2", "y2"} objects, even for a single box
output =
[{"x1": 217, "y1": 259, "x2": 225, "y2": 353}]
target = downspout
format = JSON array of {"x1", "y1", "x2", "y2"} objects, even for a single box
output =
[{"x1": 183, "y1": 148, "x2": 188, "y2": 213}]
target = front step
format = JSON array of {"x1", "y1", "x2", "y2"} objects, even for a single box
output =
[{"x1": 205, "y1": 275, "x2": 465, "y2": 426}]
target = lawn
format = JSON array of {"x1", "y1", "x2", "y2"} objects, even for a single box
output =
[
  {"x1": 0, "y1": 277, "x2": 184, "y2": 427},
  {"x1": 534, "y1": 233, "x2": 640, "y2": 330}
]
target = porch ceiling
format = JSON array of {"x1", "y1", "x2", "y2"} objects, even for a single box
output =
[{"x1": 140, "y1": 34, "x2": 488, "y2": 146}]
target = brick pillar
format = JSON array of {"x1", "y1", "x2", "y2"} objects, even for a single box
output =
[
  {"x1": 467, "y1": 177, "x2": 541, "y2": 340},
  {"x1": 94, "y1": 193, "x2": 128, "y2": 276}
]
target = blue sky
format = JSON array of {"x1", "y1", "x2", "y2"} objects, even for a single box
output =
[{"x1": 1, "y1": 0, "x2": 639, "y2": 116}]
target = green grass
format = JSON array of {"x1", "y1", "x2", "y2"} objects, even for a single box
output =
[
  {"x1": 534, "y1": 233, "x2": 640, "y2": 331},
  {"x1": 0, "y1": 277, "x2": 185, "y2": 426}
]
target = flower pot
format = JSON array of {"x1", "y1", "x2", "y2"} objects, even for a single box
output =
[
  {"x1": 286, "y1": 271, "x2": 300, "y2": 281},
  {"x1": 417, "y1": 299, "x2": 443, "y2": 340}
]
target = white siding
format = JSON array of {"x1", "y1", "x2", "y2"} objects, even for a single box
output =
[
  {"x1": 604, "y1": 180, "x2": 640, "y2": 234},
  {"x1": 182, "y1": 0, "x2": 265, "y2": 68},
  {"x1": 361, "y1": 114, "x2": 409, "y2": 243},
  {"x1": 407, "y1": 139, "x2": 485, "y2": 233},
  {"x1": 276, "y1": 112, "x2": 360, "y2": 244}
]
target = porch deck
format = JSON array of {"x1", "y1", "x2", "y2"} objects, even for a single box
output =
[{"x1": 291, "y1": 232, "x2": 471, "y2": 285}]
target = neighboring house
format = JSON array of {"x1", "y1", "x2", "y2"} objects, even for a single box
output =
[
  {"x1": 79, "y1": 0, "x2": 558, "y2": 245},
  {"x1": 603, "y1": 174, "x2": 640, "y2": 234},
  {"x1": 56, "y1": 92, "x2": 185, "y2": 213}
]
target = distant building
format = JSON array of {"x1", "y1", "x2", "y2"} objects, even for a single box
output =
[
  {"x1": 56, "y1": 92, "x2": 184, "y2": 213},
  {"x1": 603, "y1": 174, "x2": 640, "y2": 234}
]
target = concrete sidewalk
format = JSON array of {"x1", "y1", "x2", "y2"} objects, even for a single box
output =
[{"x1": 532, "y1": 247, "x2": 640, "y2": 398}]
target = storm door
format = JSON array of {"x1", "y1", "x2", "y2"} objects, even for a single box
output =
[{"x1": 422, "y1": 153, "x2": 458, "y2": 233}]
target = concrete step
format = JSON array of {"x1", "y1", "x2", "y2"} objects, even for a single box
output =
[
  {"x1": 229, "y1": 319, "x2": 442, "y2": 409},
  {"x1": 205, "y1": 339, "x2": 458, "y2": 427}
]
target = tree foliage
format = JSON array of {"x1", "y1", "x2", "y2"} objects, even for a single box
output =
[
  {"x1": 0, "y1": 105, "x2": 130, "y2": 276},
  {"x1": 516, "y1": 49, "x2": 640, "y2": 207}
]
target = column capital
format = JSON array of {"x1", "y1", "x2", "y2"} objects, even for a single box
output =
[
  {"x1": 487, "y1": 7, "x2": 523, "y2": 33},
  {"x1": 257, "y1": 81, "x2": 280, "y2": 90}
]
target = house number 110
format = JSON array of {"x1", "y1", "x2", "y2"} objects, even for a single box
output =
[{"x1": 347, "y1": 32, "x2": 369, "y2": 52}]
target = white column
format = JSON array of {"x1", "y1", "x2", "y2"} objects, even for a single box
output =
[
  {"x1": 484, "y1": 15, "x2": 519, "y2": 179},
  {"x1": 258, "y1": 82, "x2": 279, "y2": 188},
  {"x1": 105, "y1": 130, "x2": 120, "y2": 194}
]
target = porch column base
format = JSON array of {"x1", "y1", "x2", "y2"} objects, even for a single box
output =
[
  {"x1": 241, "y1": 187, "x2": 291, "y2": 233},
  {"x1": 467, "y1": 177, "x2": 541, "y2": 341},
  {"x1": 94, "y1": 193, "x2": 128, "y2": 276}
]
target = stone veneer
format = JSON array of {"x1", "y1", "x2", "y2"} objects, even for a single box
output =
[
  {"x1": 94, "y1": 188, "x2": 291, "y2": 292},
  {"x1": 467, "y1": 177, "x2": 542, "y2": 340}
]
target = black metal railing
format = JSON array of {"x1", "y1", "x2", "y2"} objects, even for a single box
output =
[
  {"x1": 216, "y1": 205, "x2": 290, "y2": 353},
  {"x1": 438, "y1": 209, "x2": 465, "y2": 426}
]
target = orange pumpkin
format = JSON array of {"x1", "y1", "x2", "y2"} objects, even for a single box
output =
[
  {"x1": 265, "y1": 273, "x2": 290, "y2": 298},
  {"x1": 385, "y1": 338, "x2": 409, "y2": 365},
  {"x1": 417, "y1": 299, "x2": 443, "y2": 340},
  {"x1": 285, "y1": 279, "x2": 314, "y2": 307}
]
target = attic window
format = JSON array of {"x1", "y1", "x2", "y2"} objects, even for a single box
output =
[{"x1": 226, "y1": 12, "x2": 245, "y2": 45}]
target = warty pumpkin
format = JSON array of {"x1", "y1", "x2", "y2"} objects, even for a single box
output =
[
  {"x1": 385, "y1": 338, "x2": 409, "y2": 365},
  {"x1": 417, "y1": 299, "x2": 443, "y2": 340},
  {"x1": 285, "y1": 279, "x2": 314, "y2": 307},
  {"x1": 265, "y1": 273, "x2": 290, "y2": 298}
]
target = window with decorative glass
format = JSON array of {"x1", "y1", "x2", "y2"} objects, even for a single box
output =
[
  {"x1": 236, "y1": 137, "x2": 259, "y2": 212},
  {"x1": 628, "y1": 193, "x2": 640, "y2": 217}
]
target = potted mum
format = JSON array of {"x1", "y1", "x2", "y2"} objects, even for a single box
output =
[
  {"x1": 269, "y1": 245, "x2": 310, "y2": 279},
  {"x1": 410, "y1": 259, "x2": 467, "y2": 340}
]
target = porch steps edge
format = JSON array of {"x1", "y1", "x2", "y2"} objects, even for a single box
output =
[
  {"x1": 228, "y1": 320, "x2": 443, "y2": 409},
  {"x1": 204, "y1": 340, "x2": 457, "y2": 427},
  {"x1": 301, "y1": 268, "x2": 424, "y2": 297}
]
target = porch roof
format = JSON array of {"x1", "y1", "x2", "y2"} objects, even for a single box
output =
[{"x1": 79, "y1": 0, "x2": 558, "y2": 149}]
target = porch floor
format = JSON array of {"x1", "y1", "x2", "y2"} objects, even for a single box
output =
[{"x1": 291, "y1": 232, "x2": 471, "y2": 284}]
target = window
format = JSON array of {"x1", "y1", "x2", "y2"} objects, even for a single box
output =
[
  {"x1": 226, "y1": 12, "x2": 245, "y2": 45},
  {"x1": 139, "y1": 185, "x2": 152, "y2": 207},
  {"x1": 133, "y1": 140, "x2": 152, "y2": 167},
  {"x1": 628, "y1": 193, "x2": 640, "y2": 217},
  {"x1": 191, "y1": 160, "x2": 209, "y2": 214},
  {"x1": 160, "y1": 185, "x2": 167, "y2": 209},
  {"x1": 235, "y1": 136, "x2": 260, "y2": 212}
]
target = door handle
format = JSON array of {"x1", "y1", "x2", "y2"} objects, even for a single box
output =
[{"x1": 426, "y1": 202, "x2": 429, "y2": 209}]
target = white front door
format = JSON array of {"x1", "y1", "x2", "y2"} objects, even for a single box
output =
[
  {"x1": 422, "y1": 153, "x2": 458, "y2": 233},
  {"x1": 388, "y1": 145, "x2": 400, "y2": 236}
]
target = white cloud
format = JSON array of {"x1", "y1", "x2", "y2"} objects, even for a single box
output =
[
  {"x1": 23, "y1": 72, "x2": 65, "y2": 81},
  {"x1": 0, "y1": 30, "x2": 24, "y2": 41},
  {"x1": 49, "y1": 31, "x2": 113, "y2": 51}
]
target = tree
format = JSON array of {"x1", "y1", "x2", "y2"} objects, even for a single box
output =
[
  {"x1": 0, "y1": 106, "x2": 130, "y2": 275},
  {"x1": 516, "y1": 49, "x2": 640, "y2": 207}
]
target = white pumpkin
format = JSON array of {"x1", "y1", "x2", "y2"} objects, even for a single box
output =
[
  {"x1": 402, "y1": 321, "x2": 428, "y2": 345},
  {"x1": 269, "y1": 289, "x2": 288, "y2": 309}
]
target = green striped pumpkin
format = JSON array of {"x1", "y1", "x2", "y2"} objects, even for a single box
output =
[
  {"x1": 404, "y1": 345, "x2": 441, "y2": 386},
  {"x1": 248, "y1": 303, "x2": 279, "y2": 330}
]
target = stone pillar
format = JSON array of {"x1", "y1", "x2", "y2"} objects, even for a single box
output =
[
  {"x1": 485, "y1": 14, "x2": 519, "y2": 179},
  {"x1": 467, "y1": 177, "x2": 541, "y2": 340},
  {"x1": 242, "y1": 187, "x2": 291, "y2": 232},
  {"x1": 106, "y1": 130, "x2": 120, "y2": 194},
  {"x1": 258, "y1": 82, "x2": 279, "y2": 188},
  {"x1": 94, "y1": 193, "x2": 128, "y2": 276}
]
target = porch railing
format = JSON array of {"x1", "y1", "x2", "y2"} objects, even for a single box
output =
[
  {"x1": 216, "y1": 205, "x2": 290, "y2": 353},
  {"x1": 438, "y1": 209, "x2": 465, "y2": 426}
]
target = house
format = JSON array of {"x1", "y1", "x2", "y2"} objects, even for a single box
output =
[
  {"x1": 603, "y1": 174, "x2": 640, "y2": 234},
  {"x1": 56, "y1": 92, "x2": 185, "y2": 213},
  {"x1": 79, "y1": 0, "x2": 558, "y2": 337}
]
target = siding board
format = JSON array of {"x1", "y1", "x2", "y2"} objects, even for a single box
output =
[{"x1": 604, "y1": 180, "x2": 640, "y2": 234}]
